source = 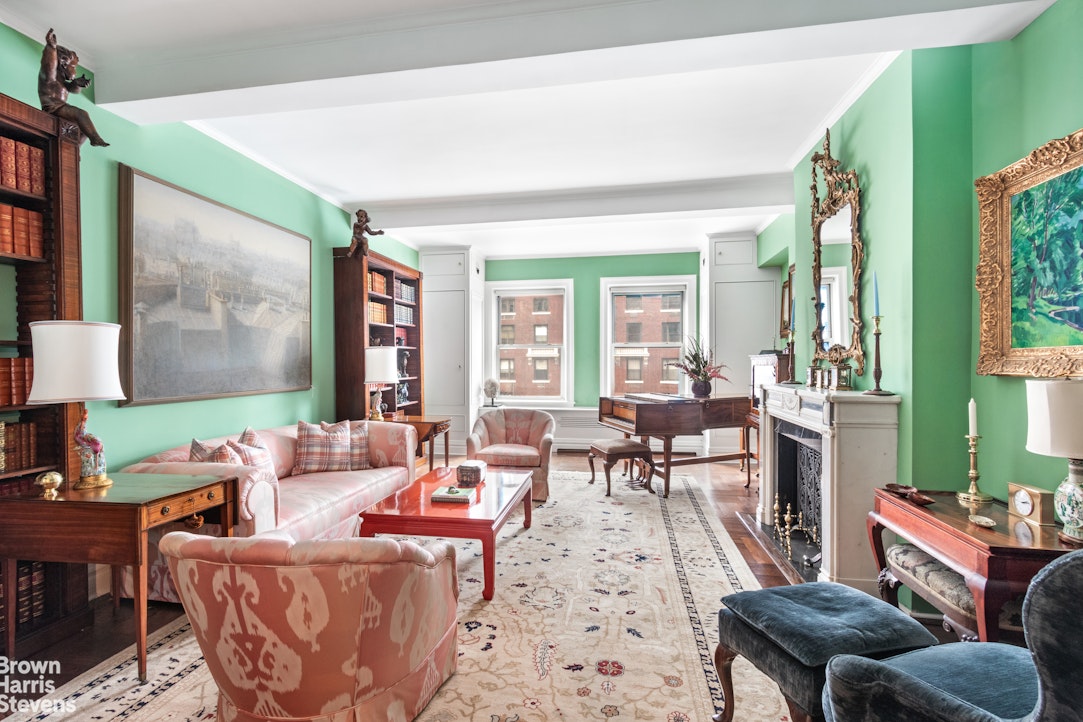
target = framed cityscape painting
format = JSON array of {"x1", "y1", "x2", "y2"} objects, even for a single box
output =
[
  {"x1": 117, "y1": 164, "x2": 312, "y2": 405},
  {"x1": 975, "y1": 127, "x2": 1083, "y2": 377}
]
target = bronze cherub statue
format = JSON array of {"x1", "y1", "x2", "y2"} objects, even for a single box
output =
[
  {"x1": 347, "y1": 209, "x2": 384, "y2": 257},
  {"x1": 38, "y1": 28, "x2": 109, "y2": 147}
]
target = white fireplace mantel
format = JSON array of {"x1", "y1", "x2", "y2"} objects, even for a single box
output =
[{"x1": 758, "y1": 384, "x2": 901, "y2": 593}]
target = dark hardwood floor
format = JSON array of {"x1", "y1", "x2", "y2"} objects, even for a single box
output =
[{"x1": 17, "y1": 450, "x2": 787, "y2": 692}]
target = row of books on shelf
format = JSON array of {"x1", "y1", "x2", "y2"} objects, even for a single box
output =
[
  {"x1": 0, "y1": 136, "x2": 46, "y2": 196},
  {"x1": 0, "y1": 421, "x2": 39, "y2": 473},
  {"x1": 0, "y1": 357, "x2": 34, "y2": 405},
  {"x1": 0, "y1": 561, "x2": 47, "y2": 634},
  {"x1": 369, "y1": 300, "x2": 389, "y2": 324},
  {"x1": 367, "y1": 270, "x2": 388, "y2": 295},
  {"x1": 394, "y1": 304, "x2": 415, "y2": 325},
  {"x1": 393, "y1": 278, "x2": 417, "y2": 303},
  {"x1": 0, "y1": 203, "x2": 45, "y2": 257}
]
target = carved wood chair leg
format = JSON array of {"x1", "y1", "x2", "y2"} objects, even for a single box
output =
[
  {"x1": 877, "y1": 567, "x2": 901, "y2": 607},
  {"x1": 587, "y1": 452, "x2": 597, "y2": 484},
  {"x1": 603, "y1": 461, "x2": 615, "y2": 496},
  {"x1": 712, "y1": 642, "x2": 739, "y2": 722}
]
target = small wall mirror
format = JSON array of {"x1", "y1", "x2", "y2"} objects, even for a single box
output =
[{"x1": 810, "y1": 130, "x2": 865, "y2": 375}]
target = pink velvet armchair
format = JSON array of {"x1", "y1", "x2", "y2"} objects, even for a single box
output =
[
  {"x1": 160, "y1": 531, "x2": 458, "y2": 722},
  {"x1": 466, "y1": 408, "x2": 554, "y2": 501}
]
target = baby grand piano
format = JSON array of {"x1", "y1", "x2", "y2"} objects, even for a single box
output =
[{"x1": 597, "y1": 393, "x2": 751, "y2": 497}]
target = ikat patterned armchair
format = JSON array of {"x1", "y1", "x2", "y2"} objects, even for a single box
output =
[
  {"x1": 466, "y1": 408, "x2": 554, "y2": 501},
  {"x1": 160, "y1": 531, "x2": 458, "y2": 722},
  {"x1": 823, "y1": 548, "x2": 1083, "y2": 722}
]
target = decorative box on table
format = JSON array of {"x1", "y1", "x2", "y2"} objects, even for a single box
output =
[{"x1": 457, "y1": 460, "x2": 486, "y2": 487}]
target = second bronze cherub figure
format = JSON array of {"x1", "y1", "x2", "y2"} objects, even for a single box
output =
[
  {"x1": 38, "y1": 29, "x2": 108, "y2": 147},
  {"x1": 347, "y1": 209, "x2": 384, "y2": 257}
]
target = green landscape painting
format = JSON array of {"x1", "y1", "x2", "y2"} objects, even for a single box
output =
[{"x1": 1011, "y1": 165, "x2": 1083, "y2": 349}]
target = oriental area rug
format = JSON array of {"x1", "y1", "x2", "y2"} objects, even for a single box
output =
[{"x1": 9, "y1": 471, "x2": 788, "y2": 722}]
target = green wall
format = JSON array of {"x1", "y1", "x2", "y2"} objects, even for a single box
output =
[
  {"x1": 969, "y1": 0, "x2": 1083, "y2": 496},
  {"x1": 486, "y1": 252, "x2": 700, "y2": 406},
  {"x1": 910, "y1": 48, "x2": 975, "y2": 486},
  {"x1": 0, "y1": 22, "x2": 418, "y2": 467}
]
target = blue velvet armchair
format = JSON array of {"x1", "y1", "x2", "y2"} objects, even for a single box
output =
[{"x1": 823, "y1": 548, "x2": 1083, "y2": 722}]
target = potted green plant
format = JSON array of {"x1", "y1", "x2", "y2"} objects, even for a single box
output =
[{"x1": 673, "y1": 336, "x2": 728, "y2": 398}]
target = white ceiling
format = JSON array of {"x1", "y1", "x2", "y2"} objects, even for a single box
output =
[{"x1": 0, "y1": 0, "x2": 1054, "y2": 259}]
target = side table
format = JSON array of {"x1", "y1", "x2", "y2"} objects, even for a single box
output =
[
  {"x1": 0, "y1": 472, "x2": 234, "y2": 681},
  {"x1": 393, "y1": 415, "x2": 451, "y2": 469},
  {"x1": 868, "y1": 488, "x2": 1069, "y2": 642}
]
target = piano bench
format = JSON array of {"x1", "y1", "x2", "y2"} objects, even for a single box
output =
[{"x1": 587, "y1": 439, "x2": 655, "y2": 496}]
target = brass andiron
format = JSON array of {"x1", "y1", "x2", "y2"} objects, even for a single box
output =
[
  {"x1": 957, "y1": 434, "x2": 993, "y2": 505},
  {"x1": 863, "y1": 315, "x2": 893, "y2": 396},
  {"x1": 773, "y1": 494, "x2": 820, "y2": 558}
]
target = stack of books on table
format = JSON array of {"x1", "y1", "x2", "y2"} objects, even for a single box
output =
[{"x1": 431, "y1": 485, "x2": 474, "y2": 503}]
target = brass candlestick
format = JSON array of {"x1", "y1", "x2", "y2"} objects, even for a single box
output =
[
  {"x1": 863, "y1": 315, "x2": 893, "y2": 396},
  {"x1": 781, "y1": 338, "x2": 800, "y2": 384},
  {"x1": 957, "y1": 434, "x2": 992, "y2": 505}
]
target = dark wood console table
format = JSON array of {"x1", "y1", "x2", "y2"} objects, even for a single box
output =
[
  {"x1": 0, "y1": 472, "x2": 234, "y2": 680},
  {"x1": 867, "y1": 488, "x2": 1071, "y2": 642}
]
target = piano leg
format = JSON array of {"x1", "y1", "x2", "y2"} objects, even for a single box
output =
[{"x1": 661, "y1": 437, "x2": 673, "y2": 498}]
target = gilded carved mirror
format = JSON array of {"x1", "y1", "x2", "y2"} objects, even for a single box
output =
[{"x1": 810, "y1": 129, "x2": 865, "y2": 375}]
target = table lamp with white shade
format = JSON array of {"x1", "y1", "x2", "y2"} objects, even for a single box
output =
[
  {"x1": 1025, "y1": 378, "x2": 1083, "y2": 545},
  {"x1": 365, "y1": 346, "x2": 399, "y2": 421},
  {"x1": 27, "y1": 321, "x2": 126, "y2": 490}
]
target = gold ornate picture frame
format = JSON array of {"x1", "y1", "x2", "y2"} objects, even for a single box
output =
[
  {"x1": 779, "y1": 264, "x2": 794, "y2": 339},
  {"x1": 975, "y1": 127, "x2": 1083, "y2": 377}
]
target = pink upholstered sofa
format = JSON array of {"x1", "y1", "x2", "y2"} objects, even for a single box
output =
[
  {"x1": 161, "y1": 531, "x2": 458, "y2": 722},
  {"x1": 120, "y1": 421, "x2": 417, "y2": 602}
]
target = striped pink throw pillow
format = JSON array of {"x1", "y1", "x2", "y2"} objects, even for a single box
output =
[
  {"x1": 322, "y1": 420, "x2": 370, "y2": 471},
  {"x1": 292, "y1": 420, "x2": 351, "y2": 475},
  {"x1": 227, "y1": 427, "x2": 277, "y2": 479},
  {"x1": 189, "y1": 439, "x2": 242, "y2": 464}
]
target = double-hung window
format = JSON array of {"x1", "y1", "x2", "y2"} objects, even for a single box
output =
[
  {"x1": 486, "y1": 280, "x2": 573, "y2": 405},
  {"x1": 601, "y1": 275, "x2": 696, "y2": 396}
]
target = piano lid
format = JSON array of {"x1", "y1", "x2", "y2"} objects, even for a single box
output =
[{"x1": 621, "y1": 392, "x2": 698, "y2": 403}]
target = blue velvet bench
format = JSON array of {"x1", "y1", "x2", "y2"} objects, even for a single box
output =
[{"x1": 714, "y1": 582, "x2": 939, "y2": 722}]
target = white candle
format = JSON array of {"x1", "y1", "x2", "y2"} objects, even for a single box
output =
[{"x1": 968, "y1": 398, "x2": 978, "y2": 437}]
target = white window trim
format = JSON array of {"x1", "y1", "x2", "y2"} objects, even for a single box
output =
[
  {"x1": 600, "y1": 274, "x2": 696, "y2": 397},
  {"x1": 819, "y1": 266, "x2": 849, "y2": 351},
  {"x1": 485, "y1": 279, "x2": 574, "y2": 407}
]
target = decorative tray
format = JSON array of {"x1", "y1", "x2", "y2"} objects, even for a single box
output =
[
  {"x1": 884, "y1": 483, "x2": 917, "y2": 497},
  {"x1": 907, "y1": 492, "x2": 935, "y2": 506},
  {"x1": 884, "y1": 484, "x2": 935, "y2": 506}
]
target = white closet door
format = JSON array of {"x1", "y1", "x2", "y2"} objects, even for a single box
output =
[
  {"x1": 423, "y1": 289, "x2": 467, "y2": 407},
  {"x1": 712, "y1": 279, "x2": 777, "y2": 397}
]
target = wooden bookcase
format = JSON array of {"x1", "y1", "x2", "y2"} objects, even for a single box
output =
[
  {"x1": 333, "y1": 249, "x2": 425, "y2": 421},
  {"x1": 0, "y1": 93, "x2": 91, "y2": 655}
]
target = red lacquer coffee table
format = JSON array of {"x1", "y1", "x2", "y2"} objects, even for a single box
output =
[{"x1": 359, "y1": 466, "x2": 532, "y2": 600}]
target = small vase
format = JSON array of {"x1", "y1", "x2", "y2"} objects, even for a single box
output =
[{"x1": 690, "y1": 379, "x2": 712, "y2": 398}]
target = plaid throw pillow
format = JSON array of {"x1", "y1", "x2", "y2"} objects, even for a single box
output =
[
  {"x1": 227, "y1": 427, "x2": 277, "y2": 479},
  {"x1": 321, "y1": 420, "x2": 370, "y2": 470},
  {"x1": 292, "y1": 420, "x2": 351, "y2": 475},
  {"x1": 189, "y1": 438, "x2": 242, "y2": 464}
]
